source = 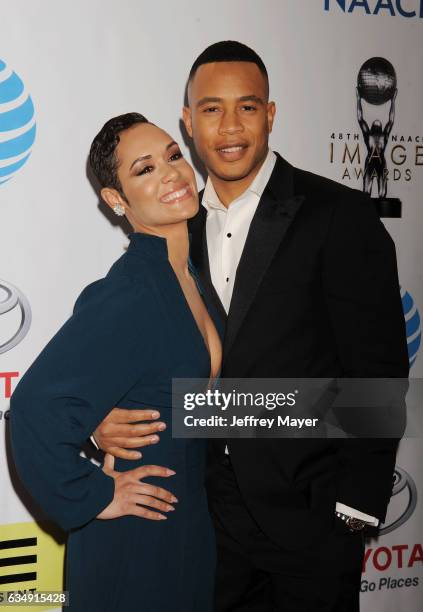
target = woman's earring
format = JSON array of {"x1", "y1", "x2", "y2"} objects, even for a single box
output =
[{"x1": 113, "y1": 203, "x2": 125, "y2": 217}]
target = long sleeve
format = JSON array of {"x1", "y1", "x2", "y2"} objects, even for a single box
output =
[
  {"x1": 323, "y1": 193, "x2": 409, "y2": 522},
  {"x1": 10, "y1": 274, "x2": 153, "y2": 532}
]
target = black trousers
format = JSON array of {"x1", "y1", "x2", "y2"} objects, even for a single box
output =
[{"x1": 208, "y1": 456, "x2": 365, "y2": 612}]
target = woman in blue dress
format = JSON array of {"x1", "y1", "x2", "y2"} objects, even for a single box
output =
[{"x1": 10, "y1": 113, "x2": 223, "y2": 611}]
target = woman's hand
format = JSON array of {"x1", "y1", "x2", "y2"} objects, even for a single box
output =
[{"x1": 97, "y1": 454, "x2": 178, "y2": 521}]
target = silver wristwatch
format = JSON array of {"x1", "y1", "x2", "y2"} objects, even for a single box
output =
[{"x1": 335, "y1": 511, "x2": 367, "y2": 532}]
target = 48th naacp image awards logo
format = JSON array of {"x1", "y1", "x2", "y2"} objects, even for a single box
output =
[
  {"x1": 357, "y1": 58, "x2": 401, "y2": 217},
  {"x1": 380, "y1": 467, "x2": 417, "y2": 535},
  {"x1": 401, "y1": 288, "x2": 421, "y2": 368},
  {"x1": 0, "y1": 58, "x2": 36, "y2": 185},
  {"x1": 329, "y1": 56, "x2": 422, "y2": 218},
  {"x1": 0, "y1": 280, "x2": 31, "y2": 354}
]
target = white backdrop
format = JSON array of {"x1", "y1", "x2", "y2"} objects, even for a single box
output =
[{"x1": 0, "y1": 1, "x2": 421, "y2": 610}]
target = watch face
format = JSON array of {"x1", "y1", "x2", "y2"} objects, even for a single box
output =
[{"x1": 346, "y1": 517, "x2": 366, "y2": 531}]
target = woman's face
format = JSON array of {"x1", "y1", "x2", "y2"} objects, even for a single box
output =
[{"x1": 104, "y1": 123, "x2": 198, "y2": 231}]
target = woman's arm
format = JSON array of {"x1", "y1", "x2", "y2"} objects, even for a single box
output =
[{"x1": 10, "y1": 275, "x2": 167, "y2": 531}]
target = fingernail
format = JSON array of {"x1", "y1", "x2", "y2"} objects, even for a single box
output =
[
  {"x1": 171, "y1": 497, "x2": 178, "y2": 503},
  {"x1": 150, "y1": 435, "x2": 159, "y2": 443},
  {"x1": 168, "y1": 506, "x2": 175, "y2": 512},
  {"x1": 159, "y1": 515, "x2": 167, "y2": 520},
  {"x1": 152, "y1": 411, "x2": 160, "y2": 419},
  {"x1": 134, "y1": 452, "x2": 142, "y2": 459},
  {"x1": 157, "y1": 423, "x2": 166, "y2": 431},
  {"x1": 167, "y1": 469, "x2": 176, "y2": 475}
]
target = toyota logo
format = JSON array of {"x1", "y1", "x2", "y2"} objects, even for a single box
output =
[
  {"x1": 0, "y1": 280, "x2": 31, "y2": 353},
  {"x1": 379, "y1": 467, "x2": 417, "y2": 535}
]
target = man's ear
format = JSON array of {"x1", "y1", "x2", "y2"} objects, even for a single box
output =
[
  {"x1": 101, "y1": 187, "x2": 127, "y2": 214},
  {"x1": 267, "y1": 101, "x2": 276, "y2": 134},
  {"x1": 182, "y1": 106, "x2": 193, "y2": 138}
]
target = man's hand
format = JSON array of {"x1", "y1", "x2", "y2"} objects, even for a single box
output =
[
  {"x1": 93, "y1": 408, "x2": 166, "y2": 460},
  {"x1": 97, "y1": 454, "x2": 177, "y2": 521}
]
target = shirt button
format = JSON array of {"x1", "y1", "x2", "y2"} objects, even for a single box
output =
[
  {"x1": 227, "y1": 233, "x2": 232, "y2": 238},
  {"x1": 226, "y1": 277, "x2": 229, "y2": 282}
]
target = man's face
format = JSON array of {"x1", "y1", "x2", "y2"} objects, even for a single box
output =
[{"x1": 183, "y1": 61, "x2": 276, "y2": 185}]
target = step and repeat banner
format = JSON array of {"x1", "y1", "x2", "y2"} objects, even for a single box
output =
[{"x1": 0, "y1": 1, "x2": 421, "y2": 610}]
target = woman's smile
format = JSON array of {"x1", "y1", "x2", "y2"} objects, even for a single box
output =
[{"x1": 160, "y1": 183, "x2": 193, "y2": 204}]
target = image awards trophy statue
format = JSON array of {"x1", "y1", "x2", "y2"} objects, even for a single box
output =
[{"x1": 357, "y1": 57, "x2": 402, "y2": 218}]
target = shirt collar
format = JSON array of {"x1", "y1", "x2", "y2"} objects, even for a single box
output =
[{"x1": 202, "y1": 149, "x2": 277, "y2": 212}]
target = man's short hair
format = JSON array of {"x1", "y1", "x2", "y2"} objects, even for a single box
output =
[
  {"x1": 89, "y1": 112, "x2": 149, "y2": 197},
  {"x1": 188, "y1": 40, "x2": 269, "y2": 97}
]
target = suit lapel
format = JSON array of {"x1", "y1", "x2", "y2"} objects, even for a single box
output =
[
  {"x1": 224, "y1": 155, "x2": 305, "y2": 358},
  {"x1": 188, "y1": 201, "x2": 227, "y2": 324}
]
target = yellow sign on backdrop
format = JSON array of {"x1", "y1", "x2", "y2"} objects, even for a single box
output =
[{"x1": 0, "y1": 521, "x2": 65, "y2": 611}]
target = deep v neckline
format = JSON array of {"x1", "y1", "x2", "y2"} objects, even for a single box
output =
[
  {"x1": 170, "y1": 260, "x2": 221, "y2": 382},
  {"x1": 126, "y1": 233, "x2": 221, "y2": 382}
]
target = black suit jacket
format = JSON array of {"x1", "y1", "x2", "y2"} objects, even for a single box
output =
[{"x1": 189, "y1": 153, "x2": 409, "y2": 549}]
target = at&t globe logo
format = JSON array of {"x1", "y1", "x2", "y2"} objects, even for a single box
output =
[
  {"x1": 401, "y1": 288, "x2": 421, "y2": 368},
  {"x1": 0, "y1": 58, "x2": 36, "y2": 185},
  {"x1": 0, "y1": 280, "x2": 31, "y2": 353}
]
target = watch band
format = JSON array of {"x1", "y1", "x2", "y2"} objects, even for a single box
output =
[{"x1": 335, "y1": 511, "x2": 367, "y2": 532}]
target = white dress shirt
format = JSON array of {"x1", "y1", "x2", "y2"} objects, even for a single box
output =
[
  {"x1": 202, "y1": 149, "x2": 378, "y2": 527},
  {"x1": 203, "y1": 149, "x2": 277, "y2": 314}
]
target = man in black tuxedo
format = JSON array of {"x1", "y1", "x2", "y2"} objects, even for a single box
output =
[{"x1": 93, "y1": 41, "x2": 408, "y2": 610}]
